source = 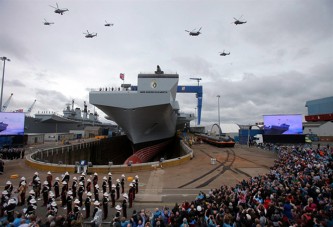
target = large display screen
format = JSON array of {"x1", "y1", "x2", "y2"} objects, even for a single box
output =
[
  {"x1": 0, "y1": 112, "x2": 25, "y2": 135},
  {"x1": 263, "y1": 114, "x2": 303, "y2": 135}
]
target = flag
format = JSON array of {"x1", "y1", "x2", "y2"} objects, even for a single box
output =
[{"x1": 120, "y1": 73, "x2": 125, "y2": 80}]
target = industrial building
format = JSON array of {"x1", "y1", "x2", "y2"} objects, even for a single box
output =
[{"x1": 303, "y1": 96, "x2": 333, "y2": 142}]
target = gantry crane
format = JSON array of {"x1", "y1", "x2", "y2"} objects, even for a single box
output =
[
  {"x1": 1, "y1": 93, "x2": 13, "y2": 112},
  {"x1": 189, "y1": 78, "x2": 202, "y2": 86}
]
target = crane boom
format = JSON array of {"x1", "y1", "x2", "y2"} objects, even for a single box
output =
[
  {"x1": 189, "y1": 78, "x2": 202, "y2": 86},
  {"x1": 2, "y1": 93, "x2": 13, "y2": 112},
  {"x1": 26, "y1": 99, "x2": 37, "y2": 115}
]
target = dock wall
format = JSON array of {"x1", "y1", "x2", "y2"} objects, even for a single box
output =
[{"x1": 25, "y1": 139, "x2": 193, "y2": 173}]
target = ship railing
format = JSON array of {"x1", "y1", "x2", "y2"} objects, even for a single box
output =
[{"x1": 91, "y1": 87, "x2": 135, "y2": 92}]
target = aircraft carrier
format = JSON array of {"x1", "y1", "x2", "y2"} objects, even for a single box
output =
[{"x1": 89, "y1": 66, "x2": 194, "y2": 164}]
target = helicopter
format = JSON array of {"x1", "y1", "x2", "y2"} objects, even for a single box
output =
[
  {"x1": 219, "y1": 50, "x2": 230, "y2": 56},
  {"x1": 233, "y1": 16, "x2": 247, "y2": 25},
  {"x1": 43, "y1": 19, "x2": 54, "y2": 25},
  {"x1": 104, "y1": 20, "x2": 114, "y2": 27},
  {"x1": 49, "y1": 3, "x2": 69, "y2": 15},
  {"x1": 185, "y1": 27, "x2": 202, "y2": 36},
  {"x1": 83, "y1": 30, "x2": 97, "y2": 38}
]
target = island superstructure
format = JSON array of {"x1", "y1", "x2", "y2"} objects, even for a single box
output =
[
  {"x1": 24, "y1": 101, "x2": 111, "y2": 134},
  {"x1": 89, "y1": 67, "x2": 192, "y2": 163}
]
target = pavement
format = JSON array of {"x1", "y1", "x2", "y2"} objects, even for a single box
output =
[{"x1": 0, "y1": 142, "x2": 278, "y2": 224}]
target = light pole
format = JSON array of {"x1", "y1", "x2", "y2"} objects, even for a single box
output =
[
  {"x1": 217, "y1": 95, "x2": 221, "y2": 127},
  {"x1": 0, "y1": 57, "x2": 10, "y2": 112}
]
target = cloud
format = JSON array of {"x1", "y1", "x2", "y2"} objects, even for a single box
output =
[
  {"x1": 6, "y1": 79, "x2": 25, "y2": 87},
  {"x1": 0, "y1": 0, "x2": 332, "y2": 127}
]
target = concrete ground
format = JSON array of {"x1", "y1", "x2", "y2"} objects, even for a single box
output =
[{"x1": 0, "y1": 142, "x2": 278, "y2": 224}]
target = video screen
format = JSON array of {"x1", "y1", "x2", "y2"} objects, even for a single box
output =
[
  {"x1": 0, "y1": 112, "x2": 25, "y2": 135},
  {"x1": 263, "y1": 114, "x2": 303, "y2": 135}
]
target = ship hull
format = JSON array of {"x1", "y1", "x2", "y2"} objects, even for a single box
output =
[
  {"x1": 125, "y1": 138, "x2": 173, "y2": 164},
  {"x1": 0, "y1": 123, "x2": 8, "y2": 132},
  {"x1": 264, "y1": 124, "x2": 290, "y2": 135},
  {"x1": 92, "y1": 102, "x2": 177, "y2": 145},
  {"x1": 89, "y1": 71, "x2": 181, "y2": 163}
]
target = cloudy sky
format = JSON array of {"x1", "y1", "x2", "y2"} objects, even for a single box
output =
[{"x1": 0, "y1": 0, "x2": 332, "y2": 128}]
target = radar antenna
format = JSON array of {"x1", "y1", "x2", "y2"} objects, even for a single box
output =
[{"x1": 155, "y1": 65, "x2": 164, "y2": 74}]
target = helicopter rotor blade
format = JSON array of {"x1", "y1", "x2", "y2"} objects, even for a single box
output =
[
  {"x1": 198, "y1": 27, "x2": 202, "y2": 32},
  {"x1": 185, "y1": 30, "x2": 190, "y2": 33},
  {"x1": 56, "y1": 3, "x2": 59, "y2": 9},
  {"x1": 49, "y1": 5, "x2": 57, "y2": 9}
]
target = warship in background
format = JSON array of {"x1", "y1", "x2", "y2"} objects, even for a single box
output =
[
  {"x1": 89, "y1": 66, "x2": 194, "y2": 164},
  {"x1": 24, "y1": 100, "x2": 114, "y2": 134}
]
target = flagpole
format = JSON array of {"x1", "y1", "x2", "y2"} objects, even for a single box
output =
[{"x1": 120, "y1": 73, "x2": 125, "y2": 90}]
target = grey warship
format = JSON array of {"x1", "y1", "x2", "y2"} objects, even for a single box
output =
[
  {"x1": 24, "y1": 101, "x2": 111, "y2": 134},
  {"x1": 89, "y1": 66, "x2": 189, "y2": 164}
]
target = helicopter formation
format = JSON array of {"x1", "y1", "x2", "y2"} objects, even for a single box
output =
[
  {"x1": 44, "y1": 3, "x2": 246, "y2": 48},
  {"x1": 44, "y1": 3, "x2": 113, "y2": 39},
  {"x1": 186, "y1": 15, "x2": 247, "y2": 57}
]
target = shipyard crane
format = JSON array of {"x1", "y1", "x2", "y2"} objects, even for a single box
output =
[
  {"x1": 190, "y1": 78, "x2": 202, "y2": 86},
  {"x1": 1, "y1": 93, "x2": 13, "y2": 112},
  {"x1": 177, "y1": 85, "x2": 203, "y2": 125},
  {"x1": 131, "y1": 81, "x2": 203, "y2": 125},
  {"x1": 26, "y1": 100, "x2": 36, "y2": 116}
]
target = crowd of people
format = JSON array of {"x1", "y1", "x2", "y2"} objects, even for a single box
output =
[
  {"x1": 0, "y1": 171, "x2": 139, "y2": 226},
  {"x1": 0, "y1": 147, "x2": 25, "y2": 160},
  {"x1": 0, "y1": 143, "x2": 332, "y2": 226}
]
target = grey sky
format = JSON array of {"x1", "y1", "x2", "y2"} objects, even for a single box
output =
[{"x1": 0, "y1": 0, "x2": 332, "y2": 128}]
